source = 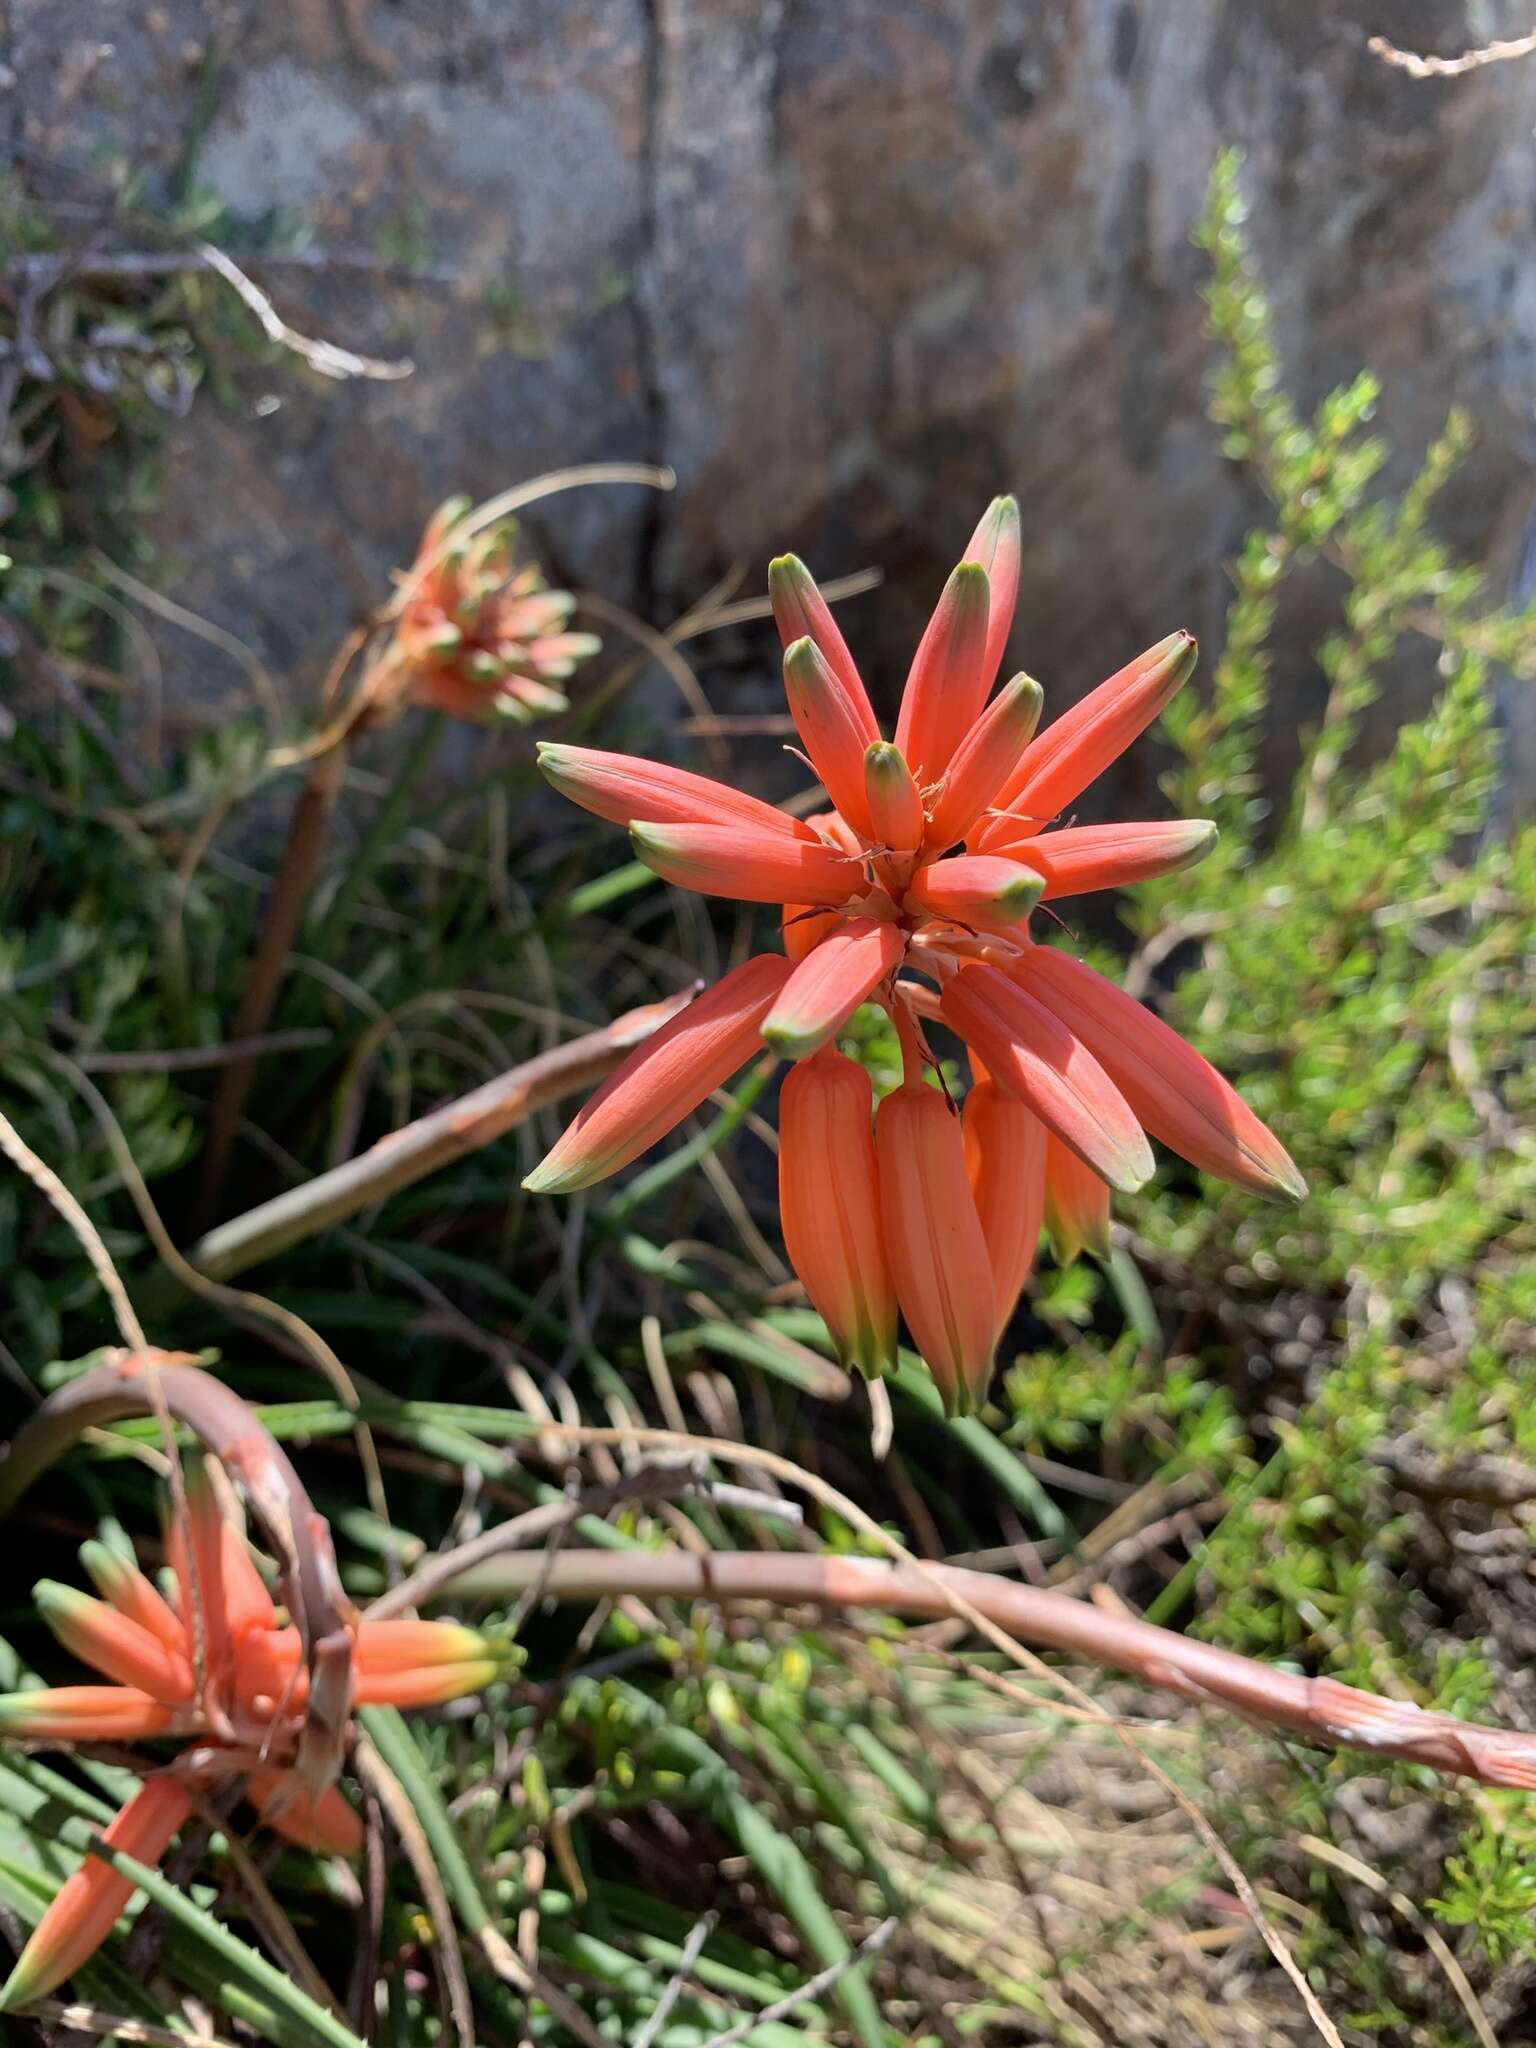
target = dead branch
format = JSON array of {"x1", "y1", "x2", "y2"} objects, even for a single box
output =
[
  {"x1": 430, "y1": 1547, "x2": 1536, "y2": 1793},
  {"x1": 1367, "y1": 29, "x2": 1536, "y2": 78},
  {"x1": 183, "y1": 987, "x2": 697, "y2": 1282}
]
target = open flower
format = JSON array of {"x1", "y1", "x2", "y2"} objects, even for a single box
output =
[
  {"x1": 385, "y1": 496, "x2": 600, "y2": 724},
  {"x1": 0, "y1": 1462, "x2": 500, "y2": 2011},
  {"x1": 527, "y1": 498, "x2": 1303, "y2": 1413}
]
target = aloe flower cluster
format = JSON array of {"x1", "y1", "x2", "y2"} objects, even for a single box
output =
[
  {"x1": 527, "y1": 496, "x2": 1303, "y2": 1413},
  {"x1": 0, "y1": 1463, "x2": 499, "y2": 2009},
  {"x1": 387, "y1": 495, "x2": 600, "y2": 723}
]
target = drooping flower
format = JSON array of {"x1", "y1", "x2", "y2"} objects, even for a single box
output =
[
  {"x1": 528, "y1": 497, "x2": 1304, "y2": 1412},
  {"x1": 386, "y1": 496, "x2": 600, "y2": 724},
  {"x1": 0, "y1": 1462, "x2": 501, "y2": 2010}
]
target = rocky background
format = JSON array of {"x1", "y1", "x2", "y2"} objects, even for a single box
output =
[{"x1": 10, "y1": 0, "x2": 1536, "y2": 812}]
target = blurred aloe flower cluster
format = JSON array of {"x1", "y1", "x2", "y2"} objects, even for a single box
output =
[{"x1": 384, "y1": 495, "x2": 601, "y2": 724}]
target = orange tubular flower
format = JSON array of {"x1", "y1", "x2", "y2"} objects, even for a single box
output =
[
  {"x1": 1009, "y1": 819, "x2": 1217, "y2": 899},
  {"x1": 630, "y1": 819, "x2": 865, "y2": 905},
  {"x1": 523, "y1": 955, "x2": 792, "y2": 1193},
  {"x1": 245, "y1": 1772, "x2": 365, "y2": 1856},
  {"x1": 876, "y1": 1068, "x2": 998, "y2": 1417},
  {"x1": 0, "y1": 1473, "x2": 504, "y2": 2010},
  {"x1": 1043, "y1": 1135, "x2": 1112, "y2": 1266},
  {"x1": 763, "y1": 919, "x2": 906, "y2": 1060},
  {"x1": 779, "y1": 1050, "x2": 898, "y2": 1377},
  {"x1": 0, "y1": 1777, "x2": 194, "y2": 2012},
  {"x1": 529, "y1": 497, "x2": 1302, "y2": 1412},
  {"x1": 963, "y1": 1083, "x2": 1047, "y2": 1339}
]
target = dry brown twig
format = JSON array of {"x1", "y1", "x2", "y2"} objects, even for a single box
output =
[
  {"x1": 0, "y1": 1104, "x2": 146, "y2": 1347},
  {"x1": 1368, "y1": 28, "x2": 1536, "y2": 77},
  {"x1": 35, "y1": 1046, "x2": 396, "y2": 1538},
  {"x1": 192, "y1": 240, "x2": 414, "y2": 382},
  {"x1": 181, "y1": 987, "x2": 696, "y2": 1282}
]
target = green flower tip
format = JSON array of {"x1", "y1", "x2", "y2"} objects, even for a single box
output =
[
  {"x1": 1181, "y1": 820, "x2": 1220, "y2": 867},
  {"x1": 628, "y1": 820, "x2": 675, "y2": 860},
  {"x1": 1159, "y1": 628, "x2": 1200, "y2": 680},
  {"x1": 32, "y1": 1579, "x2": 85, "y2": 1621},
  {"x1": 760, "y1": 1019, "x2": 821, "y2": 1061},
  {"x1": 1000, "y1": 671, "x2": 1044, "y2": 717},
  {"x1": 768, "y1": 552, "x2": 810, "y2": 589},
  {"x1": 0, "y1": 1953, "x2": 43, "y2": 2014},
  {"x1": 997, "y1": 869, "x2": 1046, "y2": 915},
  {"x1": 781, "y1": 633, "x2": 826, "y2": 683},
  {"x1": 976, "y1": 493, "x2": 1021, "y2": 537},
  {"x1": 520, "y1": 1155, "x2": 594, "y2": 1197},
  {"x1": 863, "y1": 740, "x2": 908, "y2": 780}
]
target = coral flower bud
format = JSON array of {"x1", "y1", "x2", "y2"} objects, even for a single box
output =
[
  {"x1": 939, "y1": 963, "x2": 1154, "y2": 1192},
  {"x1": 779, "y1": 1050, "x2": 898, "y2": 1377},
  {"x1": 236, "y1": 1619, "x2": 494, "y2": 1693},
  {"x1": 1002, "y1": 819, "x2": 1218, "y2": 898},
  {"x1": 762, "y1": 919, "x2": 905, "y2": 1059},
  {"x1": 962, "y1": 493, "x2": 1023, "y2": 693},
  {"x1": 924, "y1": 671, "x2": 1044, "y2": 850},
  {"x1": 219, "y1": 1523, "x2": 279, "y2": 1640},
  {"x1": 963, "y1": 1083, "x2": 1047, "y2": 1338},
  {"x1": 78, "y1": 1541, "x2": 187, "y2": 1655},
  {"x1": 0, "y1": 1777, "x2": 193, "y2": 2011},
  {"x1": 768, "y1": 554, "x2": 880, "y2": 742},
  {"x1": 630, "y1": 819, "x2": 866, "y2": 906},
  {"x1": 0, "y1": 1685, "x2": 174, "y2": 1742},
  {"x1": 34, "y1": 1583, "x2": 194, "y2": 1704},
  {"x1": 976, "y1": 631, "x2": 1198, "y2": 849},
  {"x1": 863, "y1": 742, "x2": 926, "y2": 852},
  {"x1": 524, "y1": 954, "x2": 792, "y2": 1193},
  {"x1": 537, "y1": 742, "x2": 813, "y2": 837},
  {"x1": 875, "y1": 1082, "x2": 997, "y2": 1416},
  {"x1": 1023, "y1": 948, "x2": 1306, "y2": 1199},
  {"x1": 1043, "y1": 1134, "x2": 1112, "y2": 1265},
  {"x1": 245, "y1": 1773, "x2": 365, "y2": 1856},
  {"x1": 236, "y1": 1631, "x2": 497, "y2": 1710},
  {"x1": 895, "y1": 561, "x2": 993, "y2": 783},
  {"x1": 783, "y1": 637, "x2": 880, "y2": 839},
  {"x1": 781, "y1": 901, "x2": 842, "y2": 963},
  {"x1": 905, "y1": 854, "x2": 1044, "y2": 932}
]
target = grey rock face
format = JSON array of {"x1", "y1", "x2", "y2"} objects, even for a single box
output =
[{"x1": 11, "y1": 0, "x2": 1536, "y2": 806}]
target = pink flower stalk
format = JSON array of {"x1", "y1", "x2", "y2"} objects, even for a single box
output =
[
  {"x1": 527, "y1": 498, "x2": 1304, "y2": 1413},
  {"x1": 388, "y1": 496, "x2": 600, "y2": 723},
  {"x1": 0, "y1": 1466, "x2": 501, "y2": 2010}
]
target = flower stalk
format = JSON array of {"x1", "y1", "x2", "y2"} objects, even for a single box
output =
[{"x1": 426, "y1": 1546, "x2": 1536, "y2": 1793}]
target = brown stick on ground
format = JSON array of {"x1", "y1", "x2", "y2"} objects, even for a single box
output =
[
  {"x1": 184, "y1": 986, "x2": 698, "y2": 1283},
  {"x1": 200, "y1": 741, "x2": 349, "y2": 1209},
  {"x1": 434, "y1": 1548, "x2": 1536, "y2": 1793}
]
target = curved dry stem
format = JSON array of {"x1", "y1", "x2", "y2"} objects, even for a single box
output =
[
  {"x1": 433, "y1": 1543, "x2": 1536, "y2": 1794},
  {"x1": 0, "y1": 1105, "x2": 145, "y2": 1347},
  {"x1": 575, "y1": 589, "x2": 728, "y2": 774},
  {"x1": 36, "y1": 1046, "x2": 395, "y2": 1543},
  {"x1": 185, "y1": 988, "x2": 697, "y2": 1283}
]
